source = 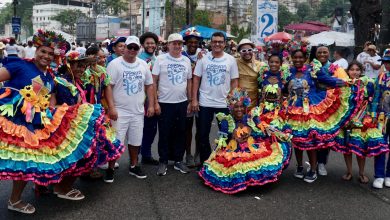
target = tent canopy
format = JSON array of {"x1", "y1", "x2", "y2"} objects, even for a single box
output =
[
  {"x1": 180, "y1": 25, "x2": 235, "y2": 39},
  {"x1": 307, "y1": 31, "x2": 355, "y2": 47},
  {"x1": 284, "y1": 21, "x2": 330, "y2": 33}
]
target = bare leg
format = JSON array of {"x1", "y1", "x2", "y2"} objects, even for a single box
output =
[
  {"x1": 343, "y1": 154, "x2": 353, "y2": 180},
  {"x1": 54, "y1": 176, "x2": 78, "y2": 194},
  {"x1": 357, "y1": 156, "x2": 369, "y2": 183},
  {"x1": 129, "y1": 144, "x2": 140, "y2": 167},
  {"x1": 307, "y1": 150, "x2": 317, "y2": 172},
  {"x1": 294, "y1": 148, "x2": 303, "y2": 167},
  {"x1": 10, "y1": 181, "x2": 27, "y2": 203}
]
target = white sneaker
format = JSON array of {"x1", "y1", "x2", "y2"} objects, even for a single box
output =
[
  {"x1": 385, "y1": 177, "x2": 390, "y2": 187},
  {"x1": 317, "y1": 163, "x2": 327, "y2": 176},
  {"x1": 373, "y1": 178, "x2": 384, "y2": 189},
  {"x1": 98, "y1": 162, "x2": 119, "y2": 170}
]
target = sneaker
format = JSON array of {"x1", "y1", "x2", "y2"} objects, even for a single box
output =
[
  {"x1": 104, "y1": 168, "x2": 114, "y2": 183},
  {"x1": 317, "y1": 163, "x2": 327, "y2": 176},
  {"x1": 157, "y1": 163, "x2": 167, "y2": 176},
  {"x1": 303, "y1": 170, "x2": 317, "y2": 183},
  {"x1": 142, "y1": 157, "x2": 159, "y2": 165},
  {"x1": 99, "y1": 162, "x2": 119, "y2": 170},
  {"x1": 373, "y1": 178, "x2": 384, "y2": 189},
  {"x1": 385, "y1": 177, "x2": 390, "y2": 187},
  {"x1": 185, "y1": 155, "x2": 196, "y2": 167},
  {"x1": 174, "y1": 162, "x2": 190, "y2": 174},
  {"x1": 294, "y1": 166, "x2": 304, "y2": 179},
  {"x1": 129, "y1": 166, "x2": 147, "y2": 179}
]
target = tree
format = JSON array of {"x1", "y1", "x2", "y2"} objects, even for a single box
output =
[
  {"x1": 350, "y1": 0, "x2": 382, "y2": 52},
  {"x1": 52, "y1": 9, "x2": 87, "y2": 35},
  {"x1": 296, "y1": 3, "x2": 311, "y2": 22},
  {"x1": 0, "y1": 0, "x2": 34, "y2": 37},
  {"x1": 101, "y1": 0, "x2": 127, "y2": 15},
  {"x1": 278, "y1": 4, "x2": 298, "y2": 30}
]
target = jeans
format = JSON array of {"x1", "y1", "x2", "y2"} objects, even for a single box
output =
[
  {"x1": 374, "y1": 120, "x2": 390, "y2": 178},
  {"x1": 198, "y1": 106, "x2": 229, "y2": 164},
  {"x1": 158, "y1": 101, "x2": 187, "y2": 163},
  {"x1": 140, "y1": 115, "x2": 158, "y2": 159}
]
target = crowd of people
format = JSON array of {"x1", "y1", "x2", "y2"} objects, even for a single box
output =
[{"x1": 0, "y1": 28, "x2": 390, "y2": 214}]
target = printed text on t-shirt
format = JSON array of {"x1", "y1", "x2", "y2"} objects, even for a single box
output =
[
  {"x1": 123, "y1": 71, "x2": 143, "y2": 95},
  {"x1": 206, "y1": 64, "x2": 226, "y2": 86},
  {"x1": 167, "y1": 63, "x2": 186, "y2": 85}
]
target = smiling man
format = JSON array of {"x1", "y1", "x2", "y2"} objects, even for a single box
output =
[{"x1": 192, "y1": 32, "x2": 239, "y2": 166}]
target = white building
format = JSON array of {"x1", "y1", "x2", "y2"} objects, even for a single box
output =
[{"x1": 32, "y1": 0, "x2": 92, "y2": 31}]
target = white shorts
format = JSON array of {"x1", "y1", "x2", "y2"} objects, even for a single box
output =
[{"x1": 111, "y1": 113, "x2": 144, "y2": 146}]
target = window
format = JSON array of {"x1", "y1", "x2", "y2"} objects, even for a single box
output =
[{"x1": 147, "y1": 11, "x2": 149, "y2": 16}]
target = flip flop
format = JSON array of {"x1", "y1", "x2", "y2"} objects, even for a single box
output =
[
  {"x1": 8, "y1": 200, "x2": 36, "y2": 214},
  {"x1": 342, "y1": 173, "x2": 352, "y2": 181},
  {"x1": 55, "y1": 189, "x2": 85, "y2": 201}
]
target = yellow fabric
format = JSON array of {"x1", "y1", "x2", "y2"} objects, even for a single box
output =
[{"x1": 237, "y1": 58, "x2": 266, "y2": 109}]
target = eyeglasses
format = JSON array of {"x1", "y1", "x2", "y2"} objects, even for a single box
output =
[
  {"x1": 240, "y1": 49, "x2": 253, "y2": 53},
  {"x1": 211, "y1": 41, "x2": 225, "y2": 45},
  {"x1": 127, "y1": 45, "x2": 140, "y2": 51}
]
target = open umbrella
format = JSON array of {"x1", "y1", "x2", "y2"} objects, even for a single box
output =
[
  {"x1": 180, "y1": 25, "x2": 235, "y2": 39},
  {"x1": 307, "y1": 31, "x2": 355, "y2": 47},
  {"x1": 264, "y1": 32, "x2": 292, "y2": 43},
  {"x1": 284, "y1": 21, "x2": 330, "y2": 33}
]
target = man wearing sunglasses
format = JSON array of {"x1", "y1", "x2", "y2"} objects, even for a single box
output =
[
  {"x1": 106, "y1": 36, "x2": 155, "y2": 182},
  {"x1": 236, "y1": 39, "x2": 266, "y2": 109},
  {"x1": 192, "y1": 31, "x2": 239, "y2": 166}
]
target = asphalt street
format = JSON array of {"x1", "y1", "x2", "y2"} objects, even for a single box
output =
[{"x1": 1, "y1": 121, "x2": 390, "y2": 220}]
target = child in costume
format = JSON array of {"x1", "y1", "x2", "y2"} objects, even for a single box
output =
[
  {"x1": 287, "y1": 48, "x2": 358, "y2": 183},
  {"x1": 0, "y1": 30, "x2": 123, "y2": 214},
  {"x1": 372, "y1": 49, "x2": 390, "y2": 189},
  {"x1": 333, "y1": 61, "x2": 388, "y2": 183},
  {"x1": 198, "y1": 88, "x2": 292, "y2": 194}
]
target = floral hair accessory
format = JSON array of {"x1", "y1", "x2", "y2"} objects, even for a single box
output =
[
  {"x1": 227, "y1": 88, "x2": 251, "y2": 111},
  {"x1": 183, "y1": 27, "x2": 203, "y2": 40},
  {"x1": 32, "y1": 29, "x2": 66, "y2": 51},
  {"x1": 287, "y1": 37, "x2": 311, "y2": 56},
  {"x1": 67, "y1": 51, "x2": 88, "y2": 62}
]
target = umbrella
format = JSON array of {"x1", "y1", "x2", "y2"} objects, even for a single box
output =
[
  {"x1": 284, "y1": 22, "x2": 330, "y2": 33},
  {"x1": 180, "y1": 25, "x2": 235, "y2": 39},
  {"x1": 264, "y1": 32, "x2": 292, "y2": 42},
  {"x1": 307, "y1": 31, "x2": 355, "y2": 47}
]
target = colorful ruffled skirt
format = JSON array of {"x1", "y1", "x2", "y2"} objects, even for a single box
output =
[
  {"x1": 0, "y1": 103, "x2": 124, "y2": 186},
  {"x1": 287, "y1": 86, "x2": 360, "y2": 150},
  {"x1": 333, "y1": 119, "x2": 389, "y2": 157},
  {"x1": 199, "y1": 135, "x2": 291, "y2": 194}
]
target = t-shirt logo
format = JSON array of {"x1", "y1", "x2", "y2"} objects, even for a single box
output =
[
  {"x1": 122, "y1": 71, "x2": 143, "y2": 95},
  {"x1": 167, "y1": 63, "x2": 186, "y2": 85},
  {"x1": 206, "y1": 64, "x2": 226, "y2": 86}
]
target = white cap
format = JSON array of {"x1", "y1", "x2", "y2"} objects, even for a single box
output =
[
  {"x1": 168, "y1": 33, "x2": 184, "y2": 43},
  {"x1": 237, "y1": 38, "x2": 255, "y2": 51},
  {"x1": 125, "y1": 36, "x2": 140, "y2": 47}
]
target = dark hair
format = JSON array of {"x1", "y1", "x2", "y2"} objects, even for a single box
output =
[
  {"x1": 347, "y1": 60, "x2": 363, "y2": 72},
  {"x1": 211, "y1": 32, "x2": 226, "y2": 41},
  {"x1": 291, "y1": 49, "x2": 307, "y2": 58},
  {"x1": 334, "y1": 48, "x2": 344, "y2": 57},
  {"x1": 27, "y1": 41, "x2": 33, "y2": 47},
  {"x1": 268, "y1": 53, "x2": 282, "y2": 63},
  {"x1": 86, "y1": 45, "x2": 100, "y2": 56},
  {"x1": 140, "y1": 32, "x2": 158, "y2": 45},
  {"x1": 9, "y1": 38, "x2": 16, "y2": 45}
]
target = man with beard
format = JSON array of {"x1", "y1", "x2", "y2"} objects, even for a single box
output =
[
  {"x1": 138, "y1": 32, "x2": 160, "y2": 165},
  {"x1": 236, "y1": 39, "x2": 266, "y2": 109}
]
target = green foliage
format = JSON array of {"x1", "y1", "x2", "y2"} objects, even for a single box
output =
[
  {"x1": 0, "y1": 0, "x2": 34, "y2": 36},
  {"x1": 296, "y1": 3, "x2": 311, "y2": 22},
  {"x1": 278, "y1": 4, "x2": 298, "y2": 29},
  {"x1": 101, "y1": 0, "x2": 127, "y2": 15},
  {"x1": 231, "y1": 24, "x2": 251, "y2": 42},
  {"x1": 52, "y1": 9, "x2": 87, "y2": 35}
]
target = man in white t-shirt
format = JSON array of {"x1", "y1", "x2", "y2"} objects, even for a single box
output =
[
  {"x1": 105, "y1": 36, "x2": 155, "y2": 182},
  {"x1": 192, "y1": 32, "x2": 239, "y2": 166},
  {"x1": 153, "y1": 33, "x2": 192, "y2": 176},
  {"x1": 359, "y1": 45, "x2": 382, "y2": 79},
  {"x1": 24, "y1": 41, "x2": 36, "y2": 59},
  {"x1": 332, "y1": 48, "x2": 348, "y2": 69}
]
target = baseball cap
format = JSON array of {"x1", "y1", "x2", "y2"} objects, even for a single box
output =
[
  {"x1": 168, "y1": 33, "x2": 184, "y2": 43},
  {"x1": 125, "y1": 36, "x2": 140, "y2": 47}
]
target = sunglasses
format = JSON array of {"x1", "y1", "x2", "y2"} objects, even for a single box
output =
[
  {"x1": 127, "y1": 45, "x2": 140, "y2": 51},
  {"x1": 240, "y1": 49, "x2": 253, "y2": 53}
]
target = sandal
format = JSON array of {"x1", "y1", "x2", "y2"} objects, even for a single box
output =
[
  {"x1": 342, "y1": 173, "x2": 352, "y2": 181},
  {"x1": 359, "y1": 175, "x2": 370, "y2": 184},
  {"x1": 54, "y1": 189, "x2": 85, "y2": 201},
  {"x1": 7, "y1": 200, "x2": 36, "y2": 214}
]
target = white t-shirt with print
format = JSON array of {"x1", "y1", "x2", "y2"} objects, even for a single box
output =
[
  {"x1": 107, "y1": 56, "x2": 153, "y2": 115},
  {"x1": 363, "y1": 55, "x2": 382, "y2": 79},
  {"x1": 333, "y1": 58, "x2": 348, "y2": 69},
  {"x1": 152, "y1": 53, "x2": 192, "y2": 103},
  {"x1": 194, "y1": 52, "x2": 239, "y2": 108}
]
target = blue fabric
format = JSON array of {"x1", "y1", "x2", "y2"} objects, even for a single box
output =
[
  {"x1": 141, "y1": 115, "x2": 158, "y2": 158},
  {"x1": 55, "y1": 74, "x2": 80, "y2": 106},
  {"x1": 179, "y1": 25, "x2": 228, "y2": 39},
  {"x1": 106, "y1": 53, "x2": 119, "y2": 66}
]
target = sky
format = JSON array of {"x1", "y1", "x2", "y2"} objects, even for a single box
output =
[{"x1": 0, "y1": 0, "x2": 13, "y2": 9}]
